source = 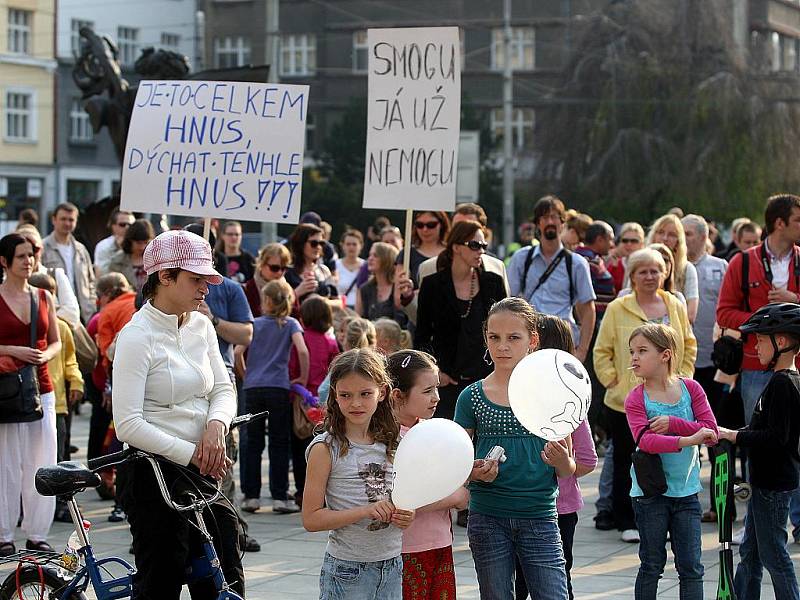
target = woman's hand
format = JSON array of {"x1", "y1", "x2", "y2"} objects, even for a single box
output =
[
  {"x1": 681, "y1": 427, "x2": 718, "y2": 448},
  {"x1": 391, "y1": 508, "x2": 415, "y2": 529},
  {"x1": 191, "y1": 420, "x2": 228, "y2": 478},
  {"x1": 295, "y1": 274, "x2": 318, "y2": 297},
  {"x1": 648, "y1": 415, "x2": 670, "y2": 434},
  {"x1": 11, "y1": 346, "x2": 46, "y2": 365},
  {"x1": 470, "y1": 459, "x2": 499, "y2": 483}
]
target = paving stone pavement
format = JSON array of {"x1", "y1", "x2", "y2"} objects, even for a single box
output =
[{"x1": 1, "y1": 410, "x2": 798, "y2": 598}]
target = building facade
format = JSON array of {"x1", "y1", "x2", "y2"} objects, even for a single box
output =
[
  {"x1": 0, "y1": 0, "x2": 56, "y2": 233},
  {"x1": 54, "y1": 0, "x2": 198, "y2": 212}
]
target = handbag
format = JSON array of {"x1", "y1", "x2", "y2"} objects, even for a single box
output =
[
  {"x1": 711, "y1": 331, "x2": 743, "y2": 376},
  {"x1": 0, "y1": 291, "x2": 43, "y2": 423},
  {"x1": 71, "y1": 320, "x2": 98, "y2": 372},
  {"x1": 630, "y1": 425, "x2": 667, "y2": 498}
]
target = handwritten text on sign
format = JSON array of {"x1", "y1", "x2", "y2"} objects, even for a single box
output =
[
  {"x1": 121, "y1": 81, "x2": 309, "y2": 223},
  {"x1": 363, "y1": 27, "x2": 461, "y2": 211}
]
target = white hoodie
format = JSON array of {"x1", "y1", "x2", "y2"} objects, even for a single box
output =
[{"x1": 112, "y1": 301, "x2": 236, "y2": 466}]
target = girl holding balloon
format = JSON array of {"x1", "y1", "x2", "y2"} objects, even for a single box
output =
[
  {"x1": 387, "y1": 349, "x2": 470, "y2": 599},
  {"x1": 454, "y1": 297, "x2": 575, "y2": 600},
  {"x1": 302, "y1": 348, "x2": 415, "y2": 600}
]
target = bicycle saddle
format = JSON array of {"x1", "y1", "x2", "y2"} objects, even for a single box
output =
[{"x1": 35, "y1": 461, "x2": 102, "y2": 497}]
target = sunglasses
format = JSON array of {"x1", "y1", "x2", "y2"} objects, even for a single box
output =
[
  {"x1": 266, "y1": 264, "x2": 286, "y2": 273},
  {"x1": 415, "y1": 221, "x2": 440, "y2": 230},
  {"x1": 463, "y1": 241, "x2": 489, "y2": 251},
  {"x1": 620, "y1": 238, "x2": 641, "y2": 244},
  {"x1": 307, "y1": 239, "x2": 324, "y2": 248}
]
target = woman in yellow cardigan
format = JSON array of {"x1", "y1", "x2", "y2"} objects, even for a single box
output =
[{"x1": 593, "y1": 248, "x2": 697, "y2": 542}]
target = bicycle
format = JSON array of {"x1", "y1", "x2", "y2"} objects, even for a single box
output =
[{"x1": 0, "y1": 411, "x2": 267, "y2": 600}]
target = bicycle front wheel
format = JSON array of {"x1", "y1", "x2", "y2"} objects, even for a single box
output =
[{"x1": 0, "y1": 565, "x2": 86, "y2": 600}]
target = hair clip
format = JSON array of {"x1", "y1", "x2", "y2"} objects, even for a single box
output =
[{"x1": 401, "y1": 355, "x2": 412, "y2": 368}]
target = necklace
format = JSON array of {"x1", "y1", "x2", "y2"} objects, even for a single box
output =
[{"x1": 460, "y1": 269, "x2": 477, "y2": 319}]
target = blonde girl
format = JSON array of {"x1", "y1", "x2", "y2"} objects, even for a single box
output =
[
  {"x1": 625, "y1": 324, "x2": 717, "y2": 600},
  {"x1": 240, "y1": 280, "x2": 309, "y2": 514},
  {"x1": 318, "y1": 318, "x2": 377, "y2": 406},
  {"x1": 388, "y1": 349, "x2": 468, "y2": 599},
  {"x1": 646, "y1": 214, "x2": 698, "y2": 322},
  {"x1": 303, "y1": 349, "x2": 414, "y2": 600},
  {"x1": 374, "y1": 318, "x2": 411, "y2": 355}
]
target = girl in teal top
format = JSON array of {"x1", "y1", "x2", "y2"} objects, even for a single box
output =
[{"x1": 454, "y1": 298, "x2": 575, "y2": 600}]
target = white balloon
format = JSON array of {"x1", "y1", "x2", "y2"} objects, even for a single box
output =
[
  {"x1": 508, "y1": 349, "x2": 592, "y2": 442},
  {"x1": 391, "y1": 418, "x2": 474, "y2": 511}
]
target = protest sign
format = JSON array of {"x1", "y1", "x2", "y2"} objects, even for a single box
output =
[
  {"x1": 121, "y1": 81, "x2": 309, "y2": 224},
  {"x1": 363, "y1": 27, "x2": 461, "y2": 212}
]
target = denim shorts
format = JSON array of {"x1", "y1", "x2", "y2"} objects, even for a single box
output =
[{"x1": 319, "y1": 552, "x2": 402, "y2": 600}]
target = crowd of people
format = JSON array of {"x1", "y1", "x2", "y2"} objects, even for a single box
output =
[{"x1": 0, "y1": 196, "x2": 798, "y2": 600}]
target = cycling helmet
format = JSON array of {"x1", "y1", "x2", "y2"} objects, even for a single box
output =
[
  {"x1": 739, "y1": 302, "x2": 800, "y2": 337},
  {"x1": 739, "y1": 302, "x2": 800, "y2": 370}
]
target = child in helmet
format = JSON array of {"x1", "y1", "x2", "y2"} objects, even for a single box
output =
[{"x1": 718, "y1": 302, "x2": 800, "y2": 600}]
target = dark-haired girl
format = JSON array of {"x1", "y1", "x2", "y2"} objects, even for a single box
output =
[{"x1": 285, "y1": 224, "x2": 337, "y2": 303}]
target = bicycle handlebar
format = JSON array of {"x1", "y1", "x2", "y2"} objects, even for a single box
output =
[{"x1": 87, "y1": 447, "x2": 137, "y2": 471}]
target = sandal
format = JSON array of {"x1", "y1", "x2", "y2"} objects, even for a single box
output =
[
  {"x1": 701, "y1": 510, "x2": 717, "y2": 523},
  {"x1": 0, "y1": 542, "x2": 15, "y2": 557},
  {"x1": 25, "y1": 540, "x2": 53, "y2": 552}
]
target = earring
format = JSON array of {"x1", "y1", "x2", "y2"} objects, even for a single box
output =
[{"x1": 484, "y1": 349, "x2": 493, "y2": 366}]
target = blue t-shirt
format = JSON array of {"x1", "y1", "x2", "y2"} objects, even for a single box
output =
[
  {"x1": 204, "y1": 277, "x2": 254, "y2": 369},
  {"x1": 243, "y1": 315, "x2": 303, "y2": 390},
  {"x1": 454, "y1": 381, "x2": 557, "y2": 519},
  {"x1": 630, "y1": 380, "x2": 702, "y2": 498}
]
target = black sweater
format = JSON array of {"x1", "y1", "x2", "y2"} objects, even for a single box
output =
[{"x1": 737, "y1": 369, "x2": 800, "y2": 491}]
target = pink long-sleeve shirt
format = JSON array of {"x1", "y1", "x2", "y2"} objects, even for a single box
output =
[
  {"x1": 624, "y1": 378, "x2": 718, "y2": 454},
  {"x1": 557, "y1": 419, "x2": 598, "y2": 514}
]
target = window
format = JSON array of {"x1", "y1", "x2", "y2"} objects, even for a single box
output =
[
  {"x1": 8, "y1": 9, "x2": 32, "y2": 55},
  {"x1": 66, "y1": 180, "x2": 100, "y2": 209},
  {"x1": 71, "y1": 19, "x2": 94, "y2": 56},
  {"x1": 352, "y1": 30, "x2": 368, "y2": 73},
  {"x1": 5, "y1": 91, "x2": 35, "y2": 142},
  {"x1": 161, "y1": 32, "x2": 180, "y2": 51},
  {"x1": 491, "y1": 27, "x2": 535, "y2": 71},
  {"x1": 214, "y1": 36, "x2": 251, "y2": 68},
  {"x1": 69, "y1": 99, "x2": 92, "y2": 142},
  {"x1": 117, "y1": 26, "x2": 139, "y2": 66},
  {"x1": 490, "y1": 107, "x2": 535, "y2": 150},
  {"x1": 280, "y1": 34, "x2": 316, "y2": 77}
]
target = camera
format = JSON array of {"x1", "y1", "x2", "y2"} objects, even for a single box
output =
[{"x1": 484, "y1": 445, "x2": 507, "y2": 463}]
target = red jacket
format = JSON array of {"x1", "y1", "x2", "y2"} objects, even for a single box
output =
[{"x1": 716, "y1": 243, "x2": 800, "y2": 371}]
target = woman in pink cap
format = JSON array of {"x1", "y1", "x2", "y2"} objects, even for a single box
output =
[{"x1": 111, "y1": 230, "x2": 243, "y2": 599}]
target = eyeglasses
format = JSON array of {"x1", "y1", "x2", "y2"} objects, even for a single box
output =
[
  {"x1": 116, "y1": 222, "x2": 131, "y2": 228},
  {"x1": 415, "y1": 221, "x2": 440, "y2": 230},
  {"x1": 463, "y1": 241, "x2": 489, "y2": 252},
  {"x1": 620, "y1": 238, "x2": 641, "y2": 244},
  {"x1": 307, "y1": 239, "x2": 324, "y2": 248},
  {"x1": 266, "y1": 264, "x2": 286, "y2": 273}
]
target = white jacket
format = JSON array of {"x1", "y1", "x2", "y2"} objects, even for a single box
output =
[{"x1": 112, "y1": 301, "x2": 236, "y2": 466}]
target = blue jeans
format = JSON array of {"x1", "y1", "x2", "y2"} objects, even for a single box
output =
[
  {"x1": 739, "y1": 370, "x2": 772, "y2": 426},
  {"x1": 790, "y1": 488, "x2": 800, "y2": 540},
  {"x1": 468, "y1": 512, "x2": 568, "y2": 600},
  {"x1": 319, "y1": 553, "x2": 402, "y2": 600},
  {"x1": 595, "y1": 440, "x2": 614, "y2": 513},
  {"x1": 632, "y1": 494, "x2": 704, "y2": 600},
  {"x1": 735, "y1": 486, "x2": 799, "y2": 600}
]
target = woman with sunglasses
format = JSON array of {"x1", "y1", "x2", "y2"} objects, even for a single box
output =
[
  {"x1": 245, "y1": 243, "x2": 291, "y2": 317},
  {"x1": 285, "y1": 224, "x2": 338, "y2": 304},
  {"x1": 398, "y1": 211, "x2": 451, "y2": 286},
  {"x1": 414, "y1": 220, "x2": 507, "y2": 420}
]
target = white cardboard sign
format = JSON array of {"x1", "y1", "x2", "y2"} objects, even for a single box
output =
[
  {"x1": 121, "y1": 80, "x2": 309, "y2": 223},
  {"x1": 363, "y1": 27, "x2": 461, "y2": 211}
]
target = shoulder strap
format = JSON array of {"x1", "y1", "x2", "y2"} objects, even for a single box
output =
[
  {"x1": 520, "y1": 246, "x2": 536, "y2": 293},
  {"x1": 531, "y1": 249, "x2": 567, "y2": 297},
  {"x1": 741, "y1": 250, "x2": 750, "y2": 313},
  {"x1": 565, "y1": 250, "x2": 574, "y2": 305},
  {"x1": 343, "y1": 275, "x2": 359, "y2": 297},
  {"x1": 29, "y1": 290, "x2": 39, "y2": 348},
  {"x1": 635, "y1": 423, "x2": 650, "y2": 448}
]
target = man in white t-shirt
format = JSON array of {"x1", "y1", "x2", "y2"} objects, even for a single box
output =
[
  {"x1": 41, "y1": 202, "x2": 96, "y2": 323},
  {"x1": 93, "y1": 209, "x2": 134, "y2": 276}
]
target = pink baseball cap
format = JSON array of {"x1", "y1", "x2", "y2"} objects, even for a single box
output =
[{"x1": 143, "y1": 230, "x2": 223, "y2": 285}]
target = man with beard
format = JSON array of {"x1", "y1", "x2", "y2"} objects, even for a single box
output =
[{"x1": 509, "y1": 195, "x2": 596, "y2": 362}]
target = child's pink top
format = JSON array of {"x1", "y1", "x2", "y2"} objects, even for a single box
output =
[
  {"x1": 289, "y1": 329, "x2": 339, "y2": 396},
  {"x1": 624, "y1": 378, "x2": 718, "y2": 453},
  {"x1": 557, "y1": 419, "x2": 597, "y2": 514},
  {"x1": 399, "y1": 424, "x2": 454, "y2": 554}
]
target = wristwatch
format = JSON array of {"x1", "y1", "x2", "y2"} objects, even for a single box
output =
[{"x1": 211, "y1": 315, "x2": 220, "y2": 328}]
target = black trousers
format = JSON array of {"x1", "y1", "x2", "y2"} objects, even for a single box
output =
[
  {"x1": 120, "y1": 458, "x2": 244, "y2": 600},
  {"x1": 608, "y1": 408, "x2": 636, "y2": 531}
]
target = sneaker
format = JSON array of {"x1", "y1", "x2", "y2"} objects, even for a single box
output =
[
  {"x1": 621, "y1": 529, "x2": 640, "y2": 543},
  {"x1": 272, "y1": 499, "x2": 300, "y2": 514},
  {"x1": 240, "y1": 498, "x2": 260, "y2": 513},
  {"x1": 241, "y1": 534, "x2": 261, "y2": 552},
  {"x1": 594, "y1": 510, "x2": 615, "y2": 531},
  {"x1": 732, "y1": 527, "x2": 745, "y2": 546},
  {"x1": 108, "y1": 506, "x2": 125, "y2": 523}
]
